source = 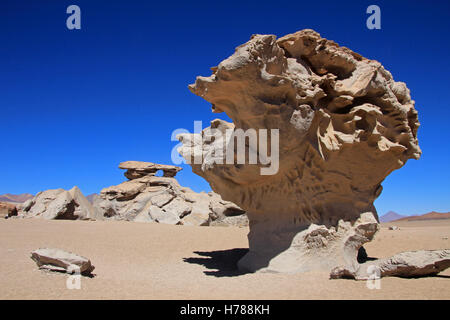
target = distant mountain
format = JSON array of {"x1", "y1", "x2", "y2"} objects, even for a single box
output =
[
  {"x1": 394, "y1": 211, "x2": 450, "y2": 222},
  {"x1": 0, "y1": 193, "x2": 34, "y2": 203},
  {"x1": 86, "y1": 193, "x2": 98, "y2": 204},
  {"x1": 379, "y1": 211, "x2": 406, "y2": 222}
]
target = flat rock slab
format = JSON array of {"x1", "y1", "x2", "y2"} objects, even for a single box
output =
[
  {"x1": 119, "y1": 161, "x2": 182, "y2": 179},
  {"x1": 330, "y1": 249, "x2": 450, "y2": 280},
  {"x1": 31, "y1": 248, "x2": 95, "y2": 276}
]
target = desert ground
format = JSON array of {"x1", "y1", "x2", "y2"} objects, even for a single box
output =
[{"x1": 0, "y1": 218, "x2": 449, "y2": 300}]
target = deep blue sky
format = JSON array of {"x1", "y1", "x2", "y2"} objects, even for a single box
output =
[{"x1": 1, "y1": 0, "x2": 449, "y2": 216}]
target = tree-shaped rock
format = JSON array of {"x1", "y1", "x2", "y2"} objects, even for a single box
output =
[{"x1": 178, "y1": 30, "x2": 421, "y2": 273}]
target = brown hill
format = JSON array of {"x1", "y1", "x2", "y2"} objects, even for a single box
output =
[
  {"x1": 394, "y1": 211, "x2": 450, "y2": 222},
  {"x1": 0, "y1": 193, "x2": 33, "y2": 203},
  {"x1": 380, "y1": 211, "x2": 406, "y2": 222}
]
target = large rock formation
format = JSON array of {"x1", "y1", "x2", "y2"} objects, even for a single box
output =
[
  {"x1": 177, "y1": 30, "x2": 422, "y2": 273},
  {"x1": 19, "y1": 186, "x2": 101, "y2": 220},
  {"x1": 93, "y1": 161, "x2": 247, "y2": 226}
]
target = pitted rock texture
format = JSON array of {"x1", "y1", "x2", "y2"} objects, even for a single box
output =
[
  {"x1": 177, "y1": 29, "x2": 421, "y2": 273},
  {"x1": 19, "y1": 187, "x2": 101, "y2": 220},
  {"x1": 93, "y1": 161, "x2": 247, "y2": 226}
]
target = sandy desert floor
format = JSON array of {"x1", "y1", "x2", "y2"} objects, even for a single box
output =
[{"x1": 0, "y1": 218, "x2": 449, "y2": 300}]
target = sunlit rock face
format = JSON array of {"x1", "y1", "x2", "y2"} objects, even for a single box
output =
[
  {"x1": 92, "y1": 161, "x2": 247, "y2": 226},
  {"x1": 178, "y1": 30, "x2": 420, "y2": 273}
]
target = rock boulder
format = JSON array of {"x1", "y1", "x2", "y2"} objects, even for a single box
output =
[
  {"x1": 31, "y1": 248, "x2": 95, "y2": 276},
  {"x1": 330, "y1": 249, "x2": 450, "y2": 279},
  {"x1": 93, "y1": 161, "x2": 247, "y2": 226},
  {"x1": 177, "y1": 29, "x2": 421, "y2": 273},
  {"x1": 19, "y1": 186, "x2": 101, "y2": 220}
]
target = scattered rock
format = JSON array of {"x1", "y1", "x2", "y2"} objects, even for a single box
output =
[
  {"x1": 389, "y1": 226, "x2": 400, "y2": 230},
  {"x1": 30, "y1": 248, "x2": 95, "y2": 276},
  {"x1": 0, "y1": 202, "x2": 18, "y2": 218},
  {"x1": 19, "y1": 187, "x2": 102, "y2": 220},
  {"x1": 92, "y1": 161, "x2": 247, "y2": 226},
  {"x1": 177, "y1": 29, "x2": 421, "y2": 273},
  {"x1": 330, "y1": 249, "x2": 450, "y2": 280}
]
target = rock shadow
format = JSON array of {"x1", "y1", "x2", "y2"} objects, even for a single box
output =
[{"x1": 183, "y1": 248, "x2": 250, "y2": 277}]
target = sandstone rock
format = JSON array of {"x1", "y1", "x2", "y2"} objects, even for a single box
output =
[
  {"x1": 31, "y1": 248, "x2": 95, "y2": 275},
  {"x1": 133, "y1": 202, "x2": 154, "y2": 223},
  {"x1": 119, "y1": 161, "x2": 182, "y2": 179},
  {"x1": 330, "y1": 249, "x2": 450, "y2": 280},
  {"x1": 239, "y1": 212, "x2": 378, "y2": 273},
  {"x1": 19, "y1": 187, "x2": 102, "y2": 220},
  {"x1": 210, "y1": 214, "x2": 249, "y2": 227},
  {"x1": 148, "y1": 205, "x2": 180, "y2": 225},
  {"x1": 0, "y1": 202, "x2": 18, "y2": 218},
  {"x1": 179, "y1": 212, "x2": 210, "y2": 226},
  {"x1": 162, "y1": 197, "x2": 192, "y2": 218},
  {"x1": 151, "y1": 192, "x2": 175, "y2": 207},
  {"x1": 93, "y1": 161, "x2": 247, "y2": 226},
  {"x1": 177, "y1": 30, "x2": 421, "y2": 273}
]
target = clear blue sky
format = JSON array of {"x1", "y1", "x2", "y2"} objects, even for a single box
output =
[{"x1": 1, "y1": 0, "x2": 449, "y2": 216}]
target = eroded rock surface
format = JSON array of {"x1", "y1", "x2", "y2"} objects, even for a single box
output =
[
  {"x1": 330, "y1": 250, "x2": 450, "y2": 279},
  {"x1": 19, "y1": 187, "x2": 101, "y2": 220},
  {"x1": 93, "y1": 161, "x2": 247, "y2": 226},
  {"x1": 177, "y1": 29, "x2": 421, "y2": 273},
  {"x1": 31, "y1": 248, "x2": 95, "y2": 276}
]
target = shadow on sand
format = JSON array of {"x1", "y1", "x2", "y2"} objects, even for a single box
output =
[{"x1": 183, "y1": 248, "x2": 250, "y2": 277}]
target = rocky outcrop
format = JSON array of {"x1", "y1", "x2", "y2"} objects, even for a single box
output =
[
  {"x1": 93, "y1": 161, "x2": 247, "y2": 226},
  {"x1": 0, "y1": 202, "x2": 18, "y2": 218},
  {"x1": 177, "y1": 29, "x2": 421, "y2": 273},
  {"x1": 31, "y1": 248, "x2": 95, "y2": 276},
  {"x1": 19, "y1": 186, "x2": 101, "y2": 220},
  {"x1": 330, "y1": 250, "x2": 450, "y2": 279}
]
